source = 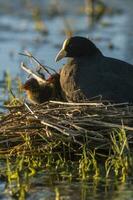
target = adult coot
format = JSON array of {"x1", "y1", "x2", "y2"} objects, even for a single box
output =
[{"x1": 55, "y1": 36, "x2": 133, "y2": 102}]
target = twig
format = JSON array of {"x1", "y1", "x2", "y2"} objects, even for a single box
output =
[
  {"x1": 49, "y1": 100, "x2": 103, "y2": 106},
  {"x1": 86, "y1": 118, "x2": 133, "y2": 131},
  {"x1": 19, "y1": 52, "x2": 57, "y2": 74},
  {"x1": 21, "y1": 62, "x2": 46, "y2": 83}
]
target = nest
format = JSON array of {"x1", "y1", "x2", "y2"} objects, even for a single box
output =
[
  {"x1": 1, "y1": 100, "x2": 133, "y2": 156},
  {"x1": 0, "y1": 53, "x2": 132, "y2": 156}
]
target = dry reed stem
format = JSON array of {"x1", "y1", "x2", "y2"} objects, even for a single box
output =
[{"x1": 20, "y1": 62, "x2": 46, "y2": 83}]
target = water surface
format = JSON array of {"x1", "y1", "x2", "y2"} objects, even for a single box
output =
[{"x1": 0, "y1": 0, "x2": 133, "y2": 199}]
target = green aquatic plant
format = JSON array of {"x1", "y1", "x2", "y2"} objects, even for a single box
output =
[
  {"x1": 5, "y1": 153, "x2": 43, "y2": 199},
  {"x1": 0, "y1": 127, "x2": 132, "y2": 199},
  {"x1": 2, "y1": 71, "x2": 12, "y2": 102},
  {"x1": 79, "y1": 146, "x2": 99, "y2": 180},
  {"x1": 105, "y1": 128, "x2": 130, "y2": 182},
  {"x1": 1, "y1": 71, "x2": 24, "y2": 105},
  {"x1": 5, "y1": 71, "x2": 12, "y2": 92}
]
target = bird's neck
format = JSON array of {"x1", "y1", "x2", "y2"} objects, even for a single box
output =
[
  {"x1": 90, "y1": 47, "x2": 103, "y2": 57},
  {"x1": 67, "y1": 50, "x2": 103, "y2": 64}
]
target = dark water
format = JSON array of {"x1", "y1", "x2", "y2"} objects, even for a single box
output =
[
  {"x1": 20, "y1": 178, "x2": 133, "y2": 200},
  {"x1": 0, "y1": 0, "x2": 133, "y2": 199},
  {"x1": 0, "y1": 171, "x2": 133, "y2": 200},
  {"x1": 28, "y1": 179, "x2": 133, "y2": 200}
]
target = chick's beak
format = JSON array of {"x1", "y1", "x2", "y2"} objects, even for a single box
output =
[{"x1": 55, "y1": 49, "x2": 67, "y2": 62}]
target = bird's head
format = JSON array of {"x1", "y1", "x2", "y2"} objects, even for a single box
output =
[
  {"x1": 55, "y1": 36, "x2": 101, "y2": 61},
  {"x1": 22, "y1": 78, "x2": 40, "y2": 92}
]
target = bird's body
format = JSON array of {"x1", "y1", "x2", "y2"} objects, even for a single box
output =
[
  {"x1": 56, "y1": 36, "x2": 133, "y2": 102},
  {"x1": 47, "y1": 73, "x2": 63, "y2": 100},
  {"x1": 25, "y1": 83, "x2": 54, "y2": 104}
]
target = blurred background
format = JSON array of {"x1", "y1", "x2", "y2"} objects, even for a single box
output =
[
  {"x1": 0, "y1": 1, "x2": 133, "y2": 199},
  {"x1": 0, "y1": 0, "x2": 132, "y2": 79}
]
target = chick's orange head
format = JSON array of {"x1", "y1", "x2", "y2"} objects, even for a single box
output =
[{"x1": 22, "y1": 78, "x2": 39, "y2": 91}]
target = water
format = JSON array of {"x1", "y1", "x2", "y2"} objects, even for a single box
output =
[
  {"x1": 0, "y1": 171, "x2": 133, "y2": 200},
  {"x1": 0, "y1": 0, "x2": 132, "y2": 79},
  {"x1": 0, "y1": 0, "x2": 133, "y2": 199},
  {"x1": 25, "y1": 179, "x2": 133, "y2": 200}
]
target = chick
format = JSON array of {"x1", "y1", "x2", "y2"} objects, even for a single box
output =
[{"x1": 22, "y1": 74, "x2": 63, "y2": 104}]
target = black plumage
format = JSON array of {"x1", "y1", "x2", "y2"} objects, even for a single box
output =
[{"x1": 55, "y1": 36, "x2": 133, "y2": 102}]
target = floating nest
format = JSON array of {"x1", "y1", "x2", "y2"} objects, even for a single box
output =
[{"x1": 0, "y1": 100, "x2": 133, "y2": 156}]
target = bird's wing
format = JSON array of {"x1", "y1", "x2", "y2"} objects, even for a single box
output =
[{"x1": 60, "y1": 56, "x2": 133, "y2": 102}]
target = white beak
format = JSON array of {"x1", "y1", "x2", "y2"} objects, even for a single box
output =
[{"x1": 55, "y1": 49, "x2": 67, "y2": 62}]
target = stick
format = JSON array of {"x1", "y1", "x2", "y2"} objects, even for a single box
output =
[
  {"x1": 19, "y1": 52, "x2": 57, "y2": 74},
  {"x1": 21, "y1": 62, "x2": 46, "y2": 83},
  {"x1": 49, "y1": 100, "x2": 103, "y2": 106}
]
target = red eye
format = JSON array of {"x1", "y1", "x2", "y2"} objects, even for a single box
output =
[{"x1": 47, "y1": 76, "x2": 53, "y2": 82}]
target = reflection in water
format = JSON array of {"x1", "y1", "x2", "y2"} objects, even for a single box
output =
[
  {"x1": 0, "y1": 149, "x2": 132, "y2": 200},
  {"x1": 1, "y1": 167, "x2": 133, "y2": 200}
]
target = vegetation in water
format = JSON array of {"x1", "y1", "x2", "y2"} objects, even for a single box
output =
[{"x1": 0, "y1": 0, "x2": 132, "y2": 199}]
